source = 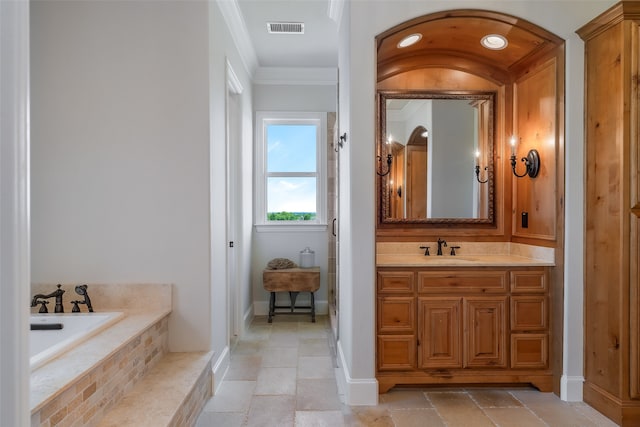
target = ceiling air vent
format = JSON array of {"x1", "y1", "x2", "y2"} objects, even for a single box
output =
[{"x1": 267, "y1": 22, "x2": 305, "y2": 34}]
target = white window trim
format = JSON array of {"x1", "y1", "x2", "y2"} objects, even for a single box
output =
[{"x1": 254, "y1": 111, "x2": 327, "y2": 232}]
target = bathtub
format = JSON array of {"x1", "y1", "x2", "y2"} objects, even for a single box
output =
[{"x1": 30, "y1": 312, "x2": 124, "y2": 370}]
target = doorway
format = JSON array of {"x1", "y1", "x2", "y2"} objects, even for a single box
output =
[{"x1": 226, "y1": 61, "x2": 243, "y2": 345}]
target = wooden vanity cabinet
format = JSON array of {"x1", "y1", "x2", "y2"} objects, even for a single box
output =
[{"x1": 376, "y1": 267, "x2": 551, "y2": 393}]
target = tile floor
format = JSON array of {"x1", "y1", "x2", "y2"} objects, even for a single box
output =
[{"x1": 196, "y1": 315, "x2": 618, "y2": 427}]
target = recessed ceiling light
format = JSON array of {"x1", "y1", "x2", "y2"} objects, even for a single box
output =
[
  {"x1": 398, "y1": 33, "x2": 422, "y2": 48},
  {"x1": 481, "y1": 34, "x2": 508, "y2": 50}
]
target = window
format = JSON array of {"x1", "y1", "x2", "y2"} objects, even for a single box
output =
[{"x1": 255, "y1": 112, "x2": 326, "y2": 230}]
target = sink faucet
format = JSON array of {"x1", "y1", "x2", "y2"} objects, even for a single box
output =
[
  {"x1": 73, "y1": 284, "x2": 94, "y2": 312},
  {"x1": 31, "y1": 284, "x2": 65, "y2": 313},
  {"x1": 437, "y1": 238, "x2": 447, "y2": 256}
]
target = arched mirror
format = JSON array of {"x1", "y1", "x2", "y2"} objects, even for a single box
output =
[{"x1": 378, "y1": 91, "x2": 494, "y2": 224}]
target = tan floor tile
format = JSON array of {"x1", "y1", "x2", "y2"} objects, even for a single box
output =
[
  {"x1": 246, "y1": 395, "x2": 296, "y2": 427},
  {"x1": 295, "y1": 410, "x2": 345, "y2": 427},
  {"x1": 266, "y1": 332, "x2": 300, "y2": 348},
  {"x1": 525, "y1": 403, "x2": 599, "y2": 427},
  {"x1": 202, "y1": 380, "x2": 255, "y2": 412},
  {"x1": 298, "y1": 356, "x2": 334, "y2": 379},
  {"x1": 296, "y1": 379, "x2": 342, "y2": 411},
  {"x1": 509, "y1": 390, "x2": 562, "y2": 405},
  {"x1": 379, "y1": 389, "x2": 432, "y2": 409},
  {"x1": 391, "y1": 408, "x2": 445, "y2": 426},
  {"x1": 233, "y1": 340, "x2": 266, "y2": 355},
  {"x1": 254, "y1": 367, "x2": 297, "y2": 395},
  {"x1": 262, "y1": 347, "x2": 299, "y2": 367},
  {"x1": 468, "y1": 389, "x2": 523, "y2": 408},
  {"x1": 299, "y1": 338, "x2": 331, "y2": 356},
  {"x1": 342, "y1": 406, "x2": 394, "y2": 427},
  {"x1": 570, "y1": 403, "x2": 619, "y2": 427},
  {"x1": 195, "y1": 411, "x2": 246, "y2": 427},
  {"x1": 483, "y1": 407, "x2": 545, "y2": 426},
  {"x1": 426, "y1": 391, "x2": 496, "y2": 426},
  {"x1": 242, "y1": 325, "x2": 272, "y2": 341},
  {"x1": 225, "y1": 355, "x2": 262, "y2": 381}
]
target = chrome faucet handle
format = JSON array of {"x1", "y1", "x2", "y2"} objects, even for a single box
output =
[
  {"x1": 419, "y1": 245, "x2": 430, "y2": 256},
  {"x1": 450, "y1": 246, "x2": 460, "y2": 256}
]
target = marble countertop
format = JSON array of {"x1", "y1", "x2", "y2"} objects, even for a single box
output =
[
  {"x1": 376, "y1": 253, "x2": 554, "y2": 267},
  {"x1": 30, "y1": 308, "x2": 171, "y2": 413},
  {"x1": 376, "y1": 242, "x2": 555, "y2": 267}
]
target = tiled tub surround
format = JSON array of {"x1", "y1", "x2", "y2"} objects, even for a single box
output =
[
  {"x1": 30, "y1": 284, "x2": 172, "y2": 427},
  {"x1": 376, "y1": 242, "x2": 555, "y2": 267}
]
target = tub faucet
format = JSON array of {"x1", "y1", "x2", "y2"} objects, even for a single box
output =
[
  {"x1": 437, "y1": 238, "x2": 447, "y2": 256},
  {"x1": 74, "y1": 284, "x2": 94, "y2": 312},
  {"x1": 31, "y1": 284, "x2": 65, "y2": 313}
]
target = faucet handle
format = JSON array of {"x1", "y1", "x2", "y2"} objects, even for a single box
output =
[
  {"x1": 419, "y1": 245, "x2": 430, "y2": 256},
  {"x1": 450, "y1": 246, "x2": 460, "y2": 256},
  {"x1": 35, "y1": 300, "x2": 49, "y2": 313}
]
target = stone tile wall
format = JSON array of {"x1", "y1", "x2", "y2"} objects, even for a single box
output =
[{"x1": 32, "y1": 316, "x2": 168, "y2": 427}]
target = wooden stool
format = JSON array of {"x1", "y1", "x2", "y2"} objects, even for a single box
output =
[{"x1": 262, "y1": 267, "x2": 320, "y2": 323}]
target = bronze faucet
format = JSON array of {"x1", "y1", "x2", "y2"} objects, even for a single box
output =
[
  {"x1": 437, "y1": 238, "x2": 448, "y2": 256},
  {"x1": 72, "y1": 284, "x2": 94, "y2": 312},
  {"x1": 31, "y1": 284, "x2": 65, "y2": 313}
]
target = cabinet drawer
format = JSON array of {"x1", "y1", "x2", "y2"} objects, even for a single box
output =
[
  {"x1": 377, "y1": 335, "x2": 416, "y2": 371},
  {"x1": 418, "y1": 270, "x2": 507, "y2": 293},
  {"x1": 510, "y1": 270, "x2": 547, "y2": 293},
  {"x1": 378, "y1": 297, "x2": 415, "y2": 333},
  {"x1": 511, "y1": 334, "x2": 548, "y2": 369},
  {"x1": 378, "y1": 271, "x2": 415, "y2": 293},
  {"x1": 511, "y1": 296, "x2": 548, "y2": 331}
]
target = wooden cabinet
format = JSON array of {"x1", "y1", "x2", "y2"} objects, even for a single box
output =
[
  {"x1": 578, "y1": 3, "x2": 640, "y2": 425},
  {"x1": 418, "y1": 297, "x2": 461, "y2": 368},
  {"x1": 377, "y1": 267, "x2": 551, "y2": 393}
]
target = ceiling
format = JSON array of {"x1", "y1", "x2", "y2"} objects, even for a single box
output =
[
  {"x1": 236, "y1": 0, "x2": 339, "y2": 68},
  {"x1": 376, "y1": 10, "x2": 564, "y2": 84}
]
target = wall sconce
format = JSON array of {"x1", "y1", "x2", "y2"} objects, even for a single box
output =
[
  {"x1": 474, "y1": 150, "x2": 488, "y2": 183},
  {"x1": 510, "y1": 136, "x2": 540, "y2": 178},
  {"x1": 377, "y1": 154, "x2": 393, "y2": 177}
]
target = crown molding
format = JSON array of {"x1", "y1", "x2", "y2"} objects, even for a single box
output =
[
  {"x1": 216, "y1": 0, "x2": 259, "y2": 76},
  {"x1": 254, "y1": 67, "x2": 338, "y2": 86}
]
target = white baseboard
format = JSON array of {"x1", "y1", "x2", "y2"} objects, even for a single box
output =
[
  {"x1": 243, "y1": 305, "x2": 254, "y2": 334},
  {"x1": 560, "y1": 375, "x2": 584, "y2": 402},
  {"x1": 335, "y1": 340, "x2": 378, "y2": 406},
  {"x1": 253, "y1": 300, "x2": 329, "y2": 316},
  {"x1": 211, "y1": 346, "x2": 230, "y2": 394}
]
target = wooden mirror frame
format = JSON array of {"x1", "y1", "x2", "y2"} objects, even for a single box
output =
[{"x1": 377, "y1": 90, "x2": 495, "y2": 225}]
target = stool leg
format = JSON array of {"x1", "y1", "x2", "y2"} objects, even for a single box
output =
[
  {"x1": 268, "y1": 292, "x2": 275, "y2": 323},
  {"x1": 289, "y1": 292, "x2": 299, "y2": 312},
  {"x1": 311, "y1": 291, "x2": 316, "y2": 323}
]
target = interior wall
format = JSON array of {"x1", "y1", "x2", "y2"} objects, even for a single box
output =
[
  {"x1": 339, "y1": 0, "x2": 617, "y2": 404},
  {"x1": 30, "y1": 0, "x2": 211, "y2": 352},
  {"x1": 251, "y1": 83, "x2": 336, "y2": 314}
]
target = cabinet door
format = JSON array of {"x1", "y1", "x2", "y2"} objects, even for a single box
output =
[
  {"x1": 418, "y1": 298, "x2": 462, "y2": 369},
  {"x1": 378, "y1": 296, "x2": 415, "y2": 333},
  {"x1": 464, "y1": 297, "x2": 507, "y2": 368}
]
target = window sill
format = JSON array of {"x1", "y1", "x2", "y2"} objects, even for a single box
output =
[{"x1": 254, "y1": 223, "x2": 328, "y2": 233}]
